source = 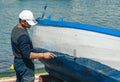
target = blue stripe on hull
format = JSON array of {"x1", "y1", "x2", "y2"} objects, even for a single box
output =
[
  {"x1": 36, "y1": 48, "x2": 120, "y2": 82},
  {"x1": 36, "y1": 18, "x2": 120, "y2": 37}
]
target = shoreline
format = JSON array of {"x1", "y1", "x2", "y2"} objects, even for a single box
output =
[
  {"x1": 0, "y1": 73, "x2": 48, "y2": 82},
  {"x1": 0, "y1": 68, "x2": 46, "y2": 78},
  {"x1": 0, "y1": 68, "x2": 47, "y2": 82}
]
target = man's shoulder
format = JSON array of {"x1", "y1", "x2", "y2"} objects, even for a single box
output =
[{"x1": 11, "y1": 26, "x2": 28, "y2": 41}]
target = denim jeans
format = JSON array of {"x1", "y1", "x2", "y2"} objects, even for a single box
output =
[{"x1": 14, "y1": 58, "x2": 35, "y2": 82}]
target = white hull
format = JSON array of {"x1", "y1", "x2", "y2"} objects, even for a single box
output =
[{"x1": 32, "y1": 25, "x2": 120, "y2": 70}]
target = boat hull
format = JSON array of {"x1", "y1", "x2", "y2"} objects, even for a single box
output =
[{"x1": 32, "y1": 18, "x2": 120, "y2": 81}]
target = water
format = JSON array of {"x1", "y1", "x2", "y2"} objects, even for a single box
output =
[{"x1": 0, "y1": 0, "x2": 120, "y2": 73}]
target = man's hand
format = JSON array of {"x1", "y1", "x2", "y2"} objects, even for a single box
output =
[{"x1": 42, "y1": 52, "x2": 56, "y2": 59}]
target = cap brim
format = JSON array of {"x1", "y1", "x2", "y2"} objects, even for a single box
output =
[{"x1": 26, "y1": 20, "x2": 37, "y2": 26}]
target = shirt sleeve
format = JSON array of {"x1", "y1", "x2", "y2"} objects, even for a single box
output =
[{"x1": 17, "y1": 34, "x2": 33, "y2": 59}]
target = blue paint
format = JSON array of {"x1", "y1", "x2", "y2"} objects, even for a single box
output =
[
  {"x1": 35, "y1": 48, "x2": 120, "y2": 82},
  {"x1": 36, "y1": 17, "x2": 120, "y2": 37}
]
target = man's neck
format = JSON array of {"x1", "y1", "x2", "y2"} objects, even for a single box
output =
[{"x1": 17, "y1": 23, "x2": 26, "y2": 30}]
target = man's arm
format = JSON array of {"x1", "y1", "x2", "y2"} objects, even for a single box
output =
[{"x1": 29, "y1": 52, "x2": 56, "y2": 59}]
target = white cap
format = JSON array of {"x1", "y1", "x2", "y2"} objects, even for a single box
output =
[{"x1": 19, "y1": 10, "x2": 37, "y2": 26}]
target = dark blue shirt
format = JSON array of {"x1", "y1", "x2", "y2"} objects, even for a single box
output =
[{"x1": 11, "y1": 26, "x2": 34, "y2": 58}]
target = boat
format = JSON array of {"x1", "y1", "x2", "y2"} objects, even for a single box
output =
[{"x1": 32, "y1": 16, "x2": 120, "y2": 82}]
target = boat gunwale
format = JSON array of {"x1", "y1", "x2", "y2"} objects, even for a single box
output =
[{"x1": 36, "y1": 18, "x2": 120, "y2": 37}]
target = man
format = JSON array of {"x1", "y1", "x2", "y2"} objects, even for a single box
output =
[{"x1": 11, "y1": 10, "x2": 56, "y2": 82}]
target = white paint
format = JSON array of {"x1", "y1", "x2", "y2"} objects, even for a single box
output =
[{"x1": 32, "y1": 25, "x2": 120, "y2": 70}]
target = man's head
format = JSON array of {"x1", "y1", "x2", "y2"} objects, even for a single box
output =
[{"x1": 19, "y1": 10, "x2": 37, "y2": 28}]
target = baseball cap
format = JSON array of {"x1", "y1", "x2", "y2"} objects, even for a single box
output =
[{"x1": 19, "y1": 10, "x2": 37, "y2": 26}]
